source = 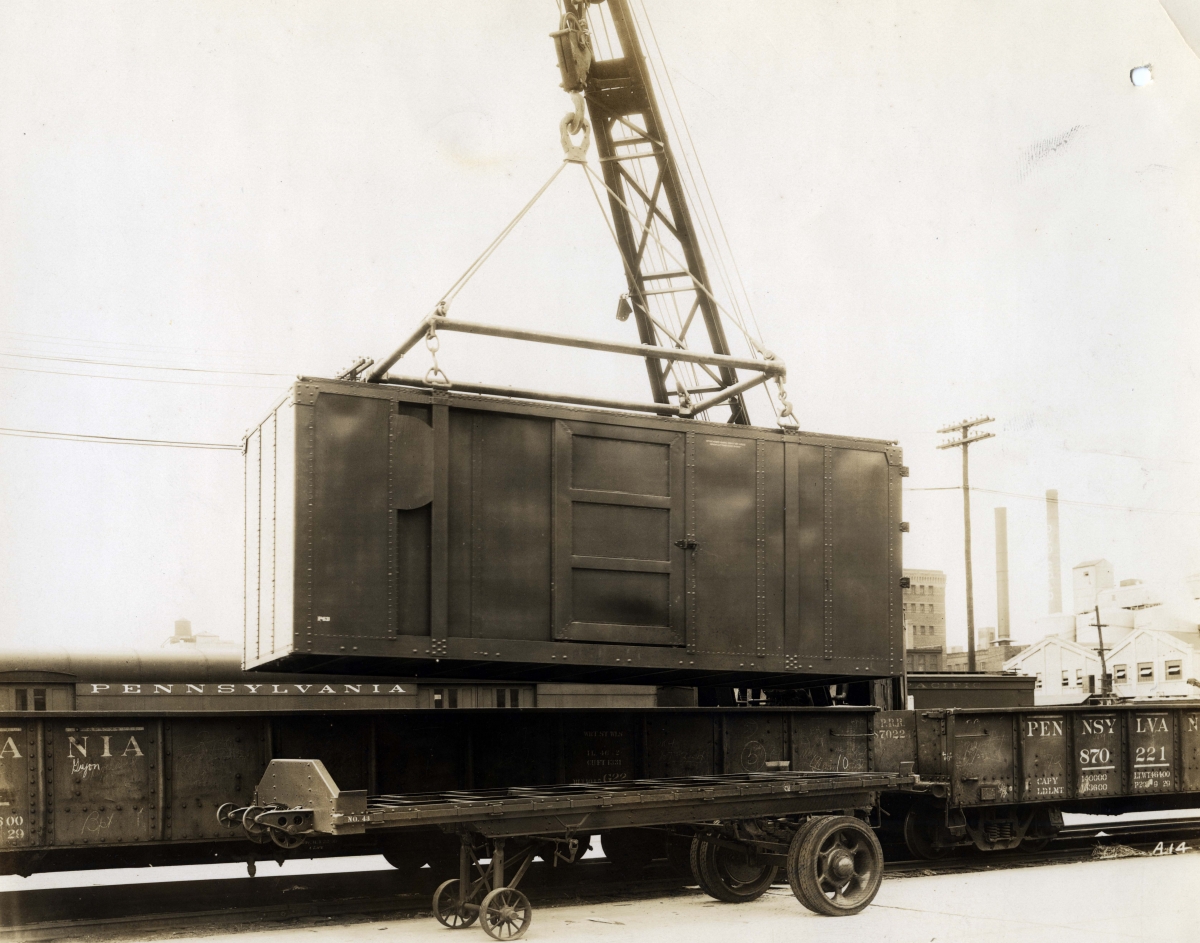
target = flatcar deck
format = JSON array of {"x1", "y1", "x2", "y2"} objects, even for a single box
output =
[
  {"x1": 351, "y1": 771, "x2": 913, "y2": 836},
  {"x1": 241, "y1": 761, "x2": 914, "y2": 840}
]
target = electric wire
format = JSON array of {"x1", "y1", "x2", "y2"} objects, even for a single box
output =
[
  {"x1": 906, "y1": 485, "x2": 1200, "y2": 517},
  {"x1": 0, "y1": 426, "x2": 242, "y2": 450},
  {"x1": 0, "y1": 363, "x2": 288, "y2": 390},
  {"x1": 0, "y1": 350, "x2": 291, "y2": 377},
  {"x1": 0, "y1": 327, "x2": 271, "y2": 359}
]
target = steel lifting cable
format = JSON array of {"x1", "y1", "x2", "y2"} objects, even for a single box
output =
[
  {"x1": 632, "y1": 0, "x2": 758, "y2": 341},
  {"x1": 438, "y1": 162, "x2": 568, "y2": 309},
  {"x1": 586, "y1": 163, "x2": 795, "y2": 426},
  {"x1": 583, "y1": 166, "x2": 785, "y2": 364},
  {"x1": 369, "y1": 161, "x2": 569, "y2": 383},
  {"x1": 629, "y1": 0, "x2": 790, "y2": 423},
  {"x1": 580, "y1": 167, "x2": 713, "y2": 414}
]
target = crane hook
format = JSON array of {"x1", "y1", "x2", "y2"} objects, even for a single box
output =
[{"x1": 560, "y1": 91, "x2": 591, "y2": 162}]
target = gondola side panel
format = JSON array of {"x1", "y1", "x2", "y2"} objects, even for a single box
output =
[{"x1": 0, "y1": 723, "x2": 37, "y2": 851}]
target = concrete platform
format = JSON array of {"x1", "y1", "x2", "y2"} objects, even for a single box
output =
[{"x1": 149, "y1": 850, "x2": 1198, "y2": 943}]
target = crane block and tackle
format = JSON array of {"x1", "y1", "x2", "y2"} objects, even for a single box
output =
[{"x1": 364, "y1": 0, "x2": 796, "y2": 428}]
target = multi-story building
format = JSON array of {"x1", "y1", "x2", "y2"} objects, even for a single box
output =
[
  {"x1": 904, "y1": 569, "x2": 946, "y2": 672},
  {"x1": 944, "y1": 628, "x2": 1028, "y2": 672}
]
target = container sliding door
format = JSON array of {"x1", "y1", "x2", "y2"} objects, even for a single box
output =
[{"x1": 553, "y1": 421, "x2": 685, "y2": 645}]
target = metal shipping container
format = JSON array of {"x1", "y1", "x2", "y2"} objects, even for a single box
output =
[{"x1": 244, "y1": 379, "x2": 905, "y2": 684}]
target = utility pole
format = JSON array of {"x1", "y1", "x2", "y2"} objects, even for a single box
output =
[
  {"x1": 1093, "y1": 604, "x2": 1111, "y2": 696},
  {"x1": 937, "y1": 417, "x2": 995, "y2": 672}
]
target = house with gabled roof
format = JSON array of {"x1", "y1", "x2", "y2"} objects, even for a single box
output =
[
  {"x1": 1106, "y1": 627, "x2": 1200, "y2": 700},
  {"x1": 1002, "y1": 635, "x2": 1105, "y2": 704}
]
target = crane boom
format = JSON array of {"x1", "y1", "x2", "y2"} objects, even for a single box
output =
[{"x1": 554, "y1": 0, "x2": 750, "y2": 424}]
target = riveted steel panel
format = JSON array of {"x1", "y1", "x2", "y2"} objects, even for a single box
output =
[
  {"x1": 1074, "y1": 713, "x2": 1121, "y2": 798},
  {"x1": 691, "y1": 434, "x2": 758, "y2": 656},
  {"x1": 0, "y1": 723, "x2": 37, "y2": 850},
  {"x1": 644, "y1": 715, "x2": 716, "y2": 778},
  {"x1": 49, "y1": 722, "x2": 156, "y2": 846},
  {"x1": 555, "y1": 420, "x2": 684, "y2": 646},
  {"x1": 469, "y1": 412, "x2": 553, "y2": 641},
  {"x1": 722, "y1": 714, "x2": 786, "y2": 773},
  {"x1": 273, "y1": 717, "x2": 371, "y2": 792},
  {"x1": 952, "y1": 713, "x2": 1015, "y2": 804},
  {"x1": 1182, "y1": 711, "x2": 1200, "y2": 793},
  {"x1": 310, "y1": 392, "x2": 391, "y2": 640},
  {"x1": 165, "y1": 720, "x2": 266, "y2": 841},
  {"x1": 829, "y1": 449, "x2": 890, "y2": 659},
  {"x1": 873, "y1": 710, "x2": 916, "y2": 773},
  {"x1": 562, "y1": 716, "x2": 638, "y2": 784},
  {"x1": 914, "y1": 711, "x2": 949, "y2": 780},
  {"x1": 249, "y1": 380, "x2": 903, "y2": 685},
  {"x1": 1020, "y1": 714, "x2": 1069, "y2": 801},
  {"x1": 792, "y1": 712, "x2": 871, "y2": 773},
  {"x1": 1130, "y1": 711, "x2": 1174, "y2": 794}
]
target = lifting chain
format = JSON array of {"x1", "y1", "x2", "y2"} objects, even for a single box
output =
[
  {"x1": 774, "y1": 376, "x2": 797, "y2": 426},
  {"x1": 425, "y1": 301, "x2": 452, "y2": 388},
  {"x1": 560, "y1": 91, "x2": 591, "y2": 163},
  {"x1": 748, "y1": 338, "x2": 798, "y2": 428},
  {"x1": 673, "y1": 374, "x2": 693, "y2": 414}
]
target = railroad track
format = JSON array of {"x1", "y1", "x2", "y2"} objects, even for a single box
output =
[{"x1": 4, "y1": 818, "x2": 1198, "y2": 942}]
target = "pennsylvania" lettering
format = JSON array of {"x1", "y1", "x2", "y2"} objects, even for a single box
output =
[{"x1": 82, "y1": 683, "x2": 408, "y2": 696}]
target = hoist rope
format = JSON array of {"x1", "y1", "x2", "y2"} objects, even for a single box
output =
[{"x1": 437, "y1": 162, "x2": 568, "y2": 308}]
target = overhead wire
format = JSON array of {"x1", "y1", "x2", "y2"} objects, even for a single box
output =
[
  {"x1": 0, "y1": 350, "x2": 292, "y2": 377},
  {"x1": 906, "y1": 485, "x2": 1200, "y2": 517},
  {"x1": 0, "y1": 363, "x2": 288, "y2": 390},
  {"x1": 0, "y1": 327, "x2": 271, "y2": 359},
  {"x1": 0, "y1": 426, "x2": 242, "y2": 450}
]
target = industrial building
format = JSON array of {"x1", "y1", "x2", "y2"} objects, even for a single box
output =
[
  {"x1": 903, "y1": 569, "x2": 946, "y2": 672},
  {"x1": 1005, "y1": 559, "x2": 1200, "y2": 703}
]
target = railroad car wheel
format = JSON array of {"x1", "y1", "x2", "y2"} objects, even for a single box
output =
[
  {"x1": 216, "y1": 802, "x2": 240, "y2": 830},
  {"x1": 688, "y1": 837, "x2": 715, "y2": 896},
  {"x1": 433, "y1": 879, "x2": 479, "y2": 929},
  {"x1": 694, "y1": 838, "x2": 778, "y2": 903},
  {"x1": 240, "y1": 806, "x2": 270, "y2": 844},
  {"x1": 902, "y1": 805, "x2": 950, "y2": 860},
  {"x1": 1019, "y1": 836, "x2": 1052, "y2": 852},
  {"x1": 479, "y1": 886, "x2": 532, "y2": 940},
  {"x1": 787, "y1": 816, "x2": 883, "y2": 916}
]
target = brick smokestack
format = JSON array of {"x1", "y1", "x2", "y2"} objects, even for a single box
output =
[
  {"x1": 995, "y1": 507, "x2": 1010, "y2": 640},
  {"x1": 1046, "y1": 489, "x2": 1063, "y2": 613}
]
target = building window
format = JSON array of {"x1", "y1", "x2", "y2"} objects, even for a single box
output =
[
  {"x1": 1061, "y1": 670, "x2": 1069, "y2": 688},
  {"x1": 1035, "y1": 672, "x2": 1043, "y2": 689},
  {"x1": 1166, "y1": 660, "x2": 1182, "y2": 680},
  {"x1": 1076, "y1": 668, "x2": 1083, "y2": 686},
  {"x1": 1114, "y1": 664, "x2": 1127, "y2": 682},
  {"x1": 495, "y1": 688, "x2": 522, "y2": 709},
  {"x1": 13, "y1": 688, "x2": 46, "y2": 712},
  {"x1": 1138, "y1": 663, "x2": 1154, "y2": 682}
]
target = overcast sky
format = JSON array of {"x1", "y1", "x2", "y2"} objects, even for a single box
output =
[{"x1": 2, "y1": 0, "x2": 1198, "y2": 653}]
